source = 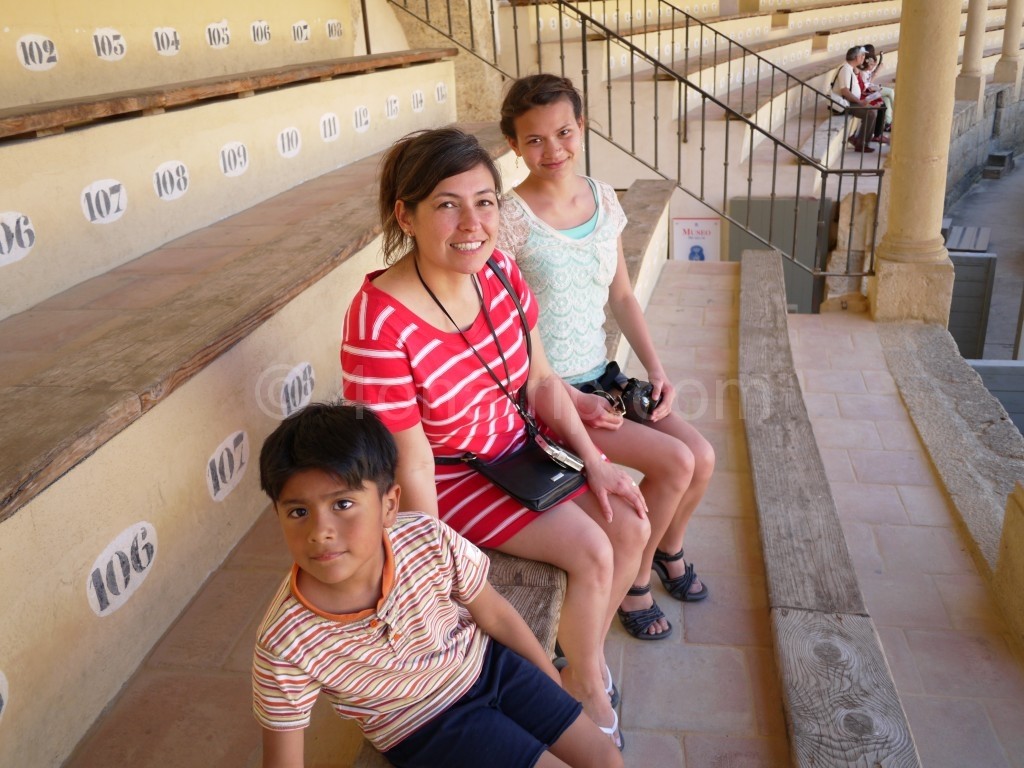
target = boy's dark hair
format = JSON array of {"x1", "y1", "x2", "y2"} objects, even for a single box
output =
[
  {"x1": 259, "y1": 401, "x2": 397, "y2": 502},
  {"x1": 499, "y1": 73, "x2": 584, "y2": 140},
  {"x1": 378, "y1": 127, "x2": 502, "y2": 265}
]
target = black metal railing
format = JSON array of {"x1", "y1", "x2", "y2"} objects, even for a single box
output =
[{"x1": 389, "y1": 0, "x2": 885, "y2": 310}]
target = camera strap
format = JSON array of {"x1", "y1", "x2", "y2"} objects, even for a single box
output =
[{"x1": 413, "y1": 256, "x2": 536, "y2": 434}]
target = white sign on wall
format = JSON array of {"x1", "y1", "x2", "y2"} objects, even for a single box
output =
[
  {"x1": 17, "y1": 34, "x2": 58, "y2": 71},
  {"x1": 81, "y1": 179, "x2": 127, "y2": 225},
  {"x1": 219, "y1": 141, "x2": 249, "y2": 177},
  {"x1": 673, "y1": 217, "x2": 721, "y2": 261},
  {"x1": 153, "y1": 27, "x2": 181, "y2": 56}
]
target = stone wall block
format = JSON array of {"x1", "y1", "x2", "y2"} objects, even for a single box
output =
[
  {"x1": 833, "y1": 191, "x2": 877, "y2": 253},
  {"x1": 868, "y1": 259, "x2": 954, "y2": 324},
  {"x1": 994, "y1": 482, "x2": 1024, "y2": 649}
]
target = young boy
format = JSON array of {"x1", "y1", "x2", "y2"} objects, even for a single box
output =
[{"x1": 253, "y1": 402, "x2": 622, "y2": 768}]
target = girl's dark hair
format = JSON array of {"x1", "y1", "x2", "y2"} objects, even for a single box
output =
[
  {"x1": 499, "y1": 74, "x2": 584, "y2": 140},
  {"x1": 259, "y1": 401, "x2": 397, "y2": 502},
  {"x1": 377, "y1": 127, "x2": 502, "y2": 264}
]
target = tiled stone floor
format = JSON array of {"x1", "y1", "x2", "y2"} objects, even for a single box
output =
[
  {"x1": 612, "y1": 261, "x2": 790, "y2": 767},
  {"x1": 790, "y1": 311, "x2": 1024, "y2": 768}
]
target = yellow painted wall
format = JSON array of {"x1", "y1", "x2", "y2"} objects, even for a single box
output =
[
  {"x1": 0, "y1": 240, "x2": 379, "y2": 767},
  {"x1": 1, "y1": 0, "x2": 355, "y2": 108},
  {"x1": 0, "y1": 61, "x2": 458, "y2": 320},
  {"x1": 355, "y1": 0, "x2": 414, "y2": 54},
  {"x1": 0, "y1": 5, "x2": 460, "y2": 758},
  {"x1": 0, "y1": 139, "x2": 516, "y2": 767}
]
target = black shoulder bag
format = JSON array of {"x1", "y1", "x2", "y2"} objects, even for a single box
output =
[{"x1": 426, "y1": 257, "x2": 586, "y2": 512}]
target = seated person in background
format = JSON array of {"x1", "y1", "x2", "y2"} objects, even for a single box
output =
[
  {"x1": 252, "y1": 402, "x2": 622, "y2": 768},
  {"x1": 854, "y1": 57, "x2": 888, "y2": 145},
  {"x1": 832, "y1": 46, "x2": 881, "y2": 152},
  {"x1": 861, "y1": 44, "x2": 894, "y2": 131}
]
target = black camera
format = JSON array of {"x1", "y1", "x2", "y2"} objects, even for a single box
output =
[
  {"x1": 620, "y1": 377, "x2": 661, "y2": 422},
  {"x1": 579, "y1": 361, "x2": 662, "y2": 422}
]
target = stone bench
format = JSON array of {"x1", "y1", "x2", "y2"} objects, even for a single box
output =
[
  {"x1": 0, "y1": 109, "x2": 492, "y2": 526},
  {"x1": 738, "y1": 250, "x2": 921, "y2": 767},
  {"x1": 945, "y1": 223, "x2": 993, "y2": 252}
]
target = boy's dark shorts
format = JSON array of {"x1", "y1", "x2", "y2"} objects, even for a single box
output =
[{"x1": 382, "y1": 641, "x2": 583, "y2": 768}]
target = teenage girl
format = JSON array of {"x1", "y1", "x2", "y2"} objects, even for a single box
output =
[{"x1": 497, "y1": 74, "x2": 716, "y2": 642}]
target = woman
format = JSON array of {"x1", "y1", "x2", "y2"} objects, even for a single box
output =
[
  {"x1": 497, "y1": 74, "x2": 716, "y2": 641},
  {"x1": 860, "y1": 44, "x2": 894, "y2": 132},
  {"x1": 341, "y1": 127, "x2": 647, "y2": 748},
  {"x1": 854, "y1": 52, "x2": 888, "y2": 145}
]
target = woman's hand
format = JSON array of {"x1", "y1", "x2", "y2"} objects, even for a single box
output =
[
  {"x1": 648, "y1": 370, "x2": 676, "y2": 422},
  {"x1": 584, "y1": 457, "x2": 647, "y2": 523},
  {"x1": 576, "y1": 391, "x2": 625, "y2": 431}
]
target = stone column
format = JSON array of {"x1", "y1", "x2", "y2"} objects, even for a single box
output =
[
  {"x1": 956, "y1": 0, "x2": 990, "y2": 115},
  {"x1": 994, "y1": 0, "x2": 1024, "y2": 99},
  {"x1": 868, "y1": 0, "x2": 960, "y2": 323}
]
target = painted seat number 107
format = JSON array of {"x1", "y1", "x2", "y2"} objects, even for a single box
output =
[{"x1": 207, "y1": 430, "x2": 249, "y2": 501}]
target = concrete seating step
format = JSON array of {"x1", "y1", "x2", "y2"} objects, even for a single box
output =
[
  {"x1": 738, "y1": 250, "x2": 921, "y2": 767},
  {"x1": 0, "y1": 49, "x2": 457, "y2": 140},
  {"x1": 945, "y1": 223, "x2": 993, "y2": 252},
  {"x1": 0, "y1": 118, "x2": 503, "y2": 524}
]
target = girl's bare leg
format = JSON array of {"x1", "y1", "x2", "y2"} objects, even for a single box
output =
[{"x1": 498, "y1": 495, "x2": 647, "y2": 738}]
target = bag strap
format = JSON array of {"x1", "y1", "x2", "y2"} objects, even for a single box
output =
[
  {"x1": 486, "y1": 255, "x2": 531, "y2": 418},
  {"x1": 431, "y1": 256, "x2": 534, "y2": 466}
]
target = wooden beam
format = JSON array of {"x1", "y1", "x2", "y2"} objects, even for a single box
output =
[
  {"x1": 0, "y1": 48, "x2": 458, "y2": 140},
  {"x1": 738, "y1": 250, "x2": 921, "y2": 767},
  {"x1": 741, "y1": 369, "x2": 865, "y2": 614},
  {"x1": 773, "y1": 609, "x2": 921, "y2": 767}
]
